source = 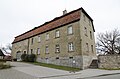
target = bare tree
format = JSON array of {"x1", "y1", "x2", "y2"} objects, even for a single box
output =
[
  {"x1": 97, "y1": 29, "x2": 120, "y2": 54},
  {"x1": 6, "y1": 43, "x2": 12, "y2": 51}
]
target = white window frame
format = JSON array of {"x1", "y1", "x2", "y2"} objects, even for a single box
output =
[
  {"x1": 68, "y1": 42, "x2": 74, "y2": 52},
  {"x1": 55, "y1": 44, "x2": 60, "y2": 53},
  {"x1": 46, "y1": 33, "x2": 49, "y2": 40},
  {"x1": 38, "y1": 36, "x2": 41, "y2": 42},
  {"x1": 91, "y1": 45, "x2": 94, "y2": 53},
  {"x1": 37, "y1": 48, "x2": 40, "y2": 55},
  {"x1": 55, "y1": 30, "x2": 60, "y2": 38},
  {"x1": 68, "y1": 25, "x2": 73, "y2": 35},
  {"x1": 86, "y1": 43, "x2": 89, "y2": 53},
  {"x1": 31, "y1": 49, "x2": 33, "y2": 54},
  {"x1": 90, "y1": 31, "x2": 92, "y2": 39},
  {"x1": 45, "y1": 45, "x2": 49, "y2": 54},
  {"x1": 84, "y1": 27, "x2": 87, "y2": 36}
]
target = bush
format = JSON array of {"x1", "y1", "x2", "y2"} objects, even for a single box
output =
[
  {"x1": 0, "y1": 64, "x2": 11, "y2": 69},
  {"x1": 21, "y1": 53, "x2": 27, "y2": 61},
  {"x1": 28, "y1": 54, "x2": 36, "y2": 62},
  {"x1": 21, "y1": 54, "x2": 36, "y2": 62},
  {"x1": 0, "y1": 59, "x2": 6, "y2": 62},
  {"x1": 24, "y1": 54, "x2": 29, "y2": 62}
]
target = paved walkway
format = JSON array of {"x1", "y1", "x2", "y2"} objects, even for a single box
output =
[{"x1": 0, "y1": 62, "x2": 120, "y2": 79}]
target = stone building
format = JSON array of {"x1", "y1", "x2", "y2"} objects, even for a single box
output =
[{"x1": 12, "y1": 7, "x2": 96, "y2": 69}]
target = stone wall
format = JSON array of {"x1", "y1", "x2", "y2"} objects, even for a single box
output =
[
  {"x1": 37, "y1": 56, "x2": 83, "y2": 69},
  {"x1": 98, "y1": 55, "x2": 120, "y2": 69}
]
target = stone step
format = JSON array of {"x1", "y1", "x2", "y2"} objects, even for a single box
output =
[{"x1": 89, "y1": 59, "x2": 98, "y2": 69}]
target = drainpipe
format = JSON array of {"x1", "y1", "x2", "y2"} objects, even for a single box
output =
[{"x1": 27, "y1": 38, "x2": 30, "y2": 54}]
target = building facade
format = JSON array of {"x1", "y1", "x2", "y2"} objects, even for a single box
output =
[{"x1": 12, "y1": 7, "x2": 96, "y2": 69}]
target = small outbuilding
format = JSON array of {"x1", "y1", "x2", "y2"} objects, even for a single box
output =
[{"x1": 0, "y1": 49, "x2": 5, "y2": 59}]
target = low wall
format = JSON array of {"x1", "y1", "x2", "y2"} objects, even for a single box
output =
[{"x1": 98, "y1": 55, "x2": 120, "y2": 69}]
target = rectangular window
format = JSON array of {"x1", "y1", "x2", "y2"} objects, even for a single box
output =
[
  {"x1": 46, "y1": 33, "x2": 49, "y2": 40},
  {"x1": 90, "y1": 31, "x2": 92, "y2": 39},
  {"x1": 45, "y1": 45, "x2": 49, "y2": 54},
  {"x1": 31, "y1": 49, "x2": 33, "y2": 54},
  {"x1": 68, "y1": 42, "x2": 74, "y2": 52},
  {"x1": 83, "y1": 14, "x2": 86, "y2": 21},
  {"x1": 37, "y1": 48, "x2": 40, "y2": 55},
  {"x1": 86, "y1": 43, "x2": 89, "y2": 53},
  {"x1": 55, "y1": 30, "x2": 60, "y2": 38},
  {"x1": 31, "y1": 38, "x2": 34, "y2": 44},
  {"x1": 91, "y1": 45, "x2": 94, "y2": 53},
  {"x1": 38, "y1": 36, "x2": 41, "y2": 42},
  {"x1": 55, "y1": 44, "x2": 60, "y2": 53},
  {"x1": 89, "y1": 20, "x2": 91, "y2": 26},
  {"x1": 68, "y1": 25, "x2": 73, "y2": 35},
  {"x1": 84, "y1": 27, "x2": 87, "y2": 36}
]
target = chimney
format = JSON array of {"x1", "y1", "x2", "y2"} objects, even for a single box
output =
[{"x1": 63, "y1": 9, "x2": 67, "y2": 15}]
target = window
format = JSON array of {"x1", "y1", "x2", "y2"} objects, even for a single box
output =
[
  {"x1": 90, "y1": 31, "x2": 92, "y2": 39},
  {"x1": 68, "y1": 42, "x2": 74, "y2": 51},
  {"x1": 31, "y1": 49, "x2": 33, "y2": 54},
  {"x1": 68, "y1": 25, "x2": 73, "y2": 35},
  {"x1": 91, "y1": 45, "x2": 94, "y2": 53},
  {"x1": 55, "y1": 44, "x2": 60, "y2": 53},
  {"x1": 38, "y1": 36, "x2": 41, "y2": 42},
  {"x1": 37, "y1": 48, "x2": 40, "y2": 55},
  {"x1": 46, "y1": 33, "x2": 49, "y2": 40},
  {"x1": 55, "y1": 30, "x2": 60, "y2": 38},
  {"x1": 31, "y1": 38, "x2": 34, "y2": 44},
  {"x1": 84, "y1": 27, "x2": 87, "y2": 36},
  {"x1": 89, "y1": 20, "x2": 91, "y2": 26},
  {"x1": 56, "y1": 57, "x2": 59, "y2": 59},
  {"x1": 45, "y1": 45, "x2": 49, "y2": 54},
  {"x1": 86, "y1": 43, "x2": 89, "y2": 53},
  {"x1": 83, "y1": 14, "x2": 86, "y2": 21},
  {"x1": 24, "y1": 51, "x2": 26, "y2": 54}
]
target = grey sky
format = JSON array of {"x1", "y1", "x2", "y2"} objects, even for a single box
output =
[{"x1": 0, "y1": 0, "x2": 120, "y2": 46}]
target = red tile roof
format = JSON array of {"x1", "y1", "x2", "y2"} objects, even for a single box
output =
[{"x1": 12, "y1": 7, "x2": 94, "y2": 44}]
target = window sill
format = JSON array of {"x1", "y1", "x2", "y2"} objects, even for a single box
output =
[
  {"x1": 67, "y1": 33, "x2": 74, "y2": 36},
  {"x1": 45, "y1": 53, "x2": 49, "y2": 54},
  {"x1": 68, "y1": 51, "x2": 74, "y2": 53},
  {"x1": 55, "y1": 37, "x2": 60, "y2": 39},
  {"x1": 55, "y1": 52, "x2": 60, "y2": 54}
]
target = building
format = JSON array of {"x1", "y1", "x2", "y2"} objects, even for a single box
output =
[
  {"x1": 0, "y1": 49, "x2": 5, "y2": 59},
  {"x1": 12, "y1": 7, "x2": 96, "y2": 69}
]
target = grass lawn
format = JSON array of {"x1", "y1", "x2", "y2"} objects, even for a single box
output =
[
  {"x1": 30, "y1": 62, "x2": 81, "y2": 71},
  {"x1": 99, "y1": 68, "x2": 120, "y2": 70}
]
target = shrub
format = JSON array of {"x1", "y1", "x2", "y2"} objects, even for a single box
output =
[
  {"x1": 28, "y1": 54, "x2": 36, "y2": 62},
  {"x1": 21, "y1": 53, "x2": 27, "y2": 61},
  {"x1": 24, "y1": 54, "x2": 29, "y2": 62},
  {"x1": 21, "y1": 54, "x2": 36, "y2": 62},
  {"x1": 0, "y1": 59, "x2": 6, "y2": 62}
]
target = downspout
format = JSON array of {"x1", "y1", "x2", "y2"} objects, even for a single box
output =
[{"x1": 27, "y1": 38, "x2": 30, "y2": 54}]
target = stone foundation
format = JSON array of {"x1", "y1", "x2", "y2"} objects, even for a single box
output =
[
  {"x1": 37, "y1": 56, "x2": 83, "y2": 69},
  {"x1": 37, "y1": 56, "x2": 96, "y2": 69}
]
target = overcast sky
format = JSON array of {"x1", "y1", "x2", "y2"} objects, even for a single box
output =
[{"x1": 0, "y1": 0, "x2": 120, "y2": 46}]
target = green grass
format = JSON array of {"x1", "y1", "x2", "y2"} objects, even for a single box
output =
[
  {"x1": 99, "y1": 68, "x2": 120, "y2": 70},
  {"x1": 30, "y1": 62, "x2": 81, "y2": 71}
]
